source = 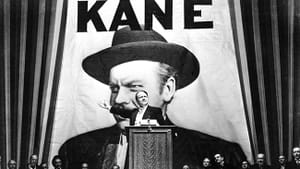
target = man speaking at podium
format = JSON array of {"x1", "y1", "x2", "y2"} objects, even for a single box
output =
[
  {"x1": 59, "y1": 26, "x2": 246, "y2": 169},
  {"x1": 100, "y1": 90, "x2": 167, "y2": 126}
]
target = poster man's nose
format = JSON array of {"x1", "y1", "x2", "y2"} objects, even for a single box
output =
[{"x1": 115, "y1": 87, "x2": 130, "y2": 104}]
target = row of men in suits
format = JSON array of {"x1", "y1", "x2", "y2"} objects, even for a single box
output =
[
  {"x1": 240, "y1": 147, "x2": 300, "y2": 169},
  {"x1": 6, "y1": 155, "x2": 120, "y2": 169},
  {"x1": 6, "y1": 147, "x2": 299, "y2": 169},
  {"x1": 181, "y1": 153, "x2": 243, "y2": 169},
  {"x1": 7, "y1": 155, "x2": 47, "y2": 169},
  {"x1": 182, "y1": 147, "x2": 300, "y2": 169},
  {"x1": 6, "y1": 154, "x2": 62, "y2": 169}
]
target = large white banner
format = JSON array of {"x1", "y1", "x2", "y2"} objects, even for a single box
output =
[{"x1": 50, "y1": 0, "x2": 252, "y2": 168}]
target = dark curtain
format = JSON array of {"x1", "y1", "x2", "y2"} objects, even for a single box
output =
[
  {"x1": 232, "y1": 0, "x2": 300, "y2": 165},
  {"x1": 0, "y1": 0, "x2": 67, "y2": 168}
]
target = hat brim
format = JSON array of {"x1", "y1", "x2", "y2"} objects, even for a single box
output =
[{"x1": 82, "y1": 41, "x2": 200, "y2": 89}]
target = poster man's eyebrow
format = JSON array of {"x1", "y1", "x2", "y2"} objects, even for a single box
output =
[
  {"x1": 122, "y1": 80, "x2": 143, "y2": 87},
  {"x1": 108, "y1": 80, "x2": 144, "y2": 90}
]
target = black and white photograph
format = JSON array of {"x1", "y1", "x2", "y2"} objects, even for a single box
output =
[{"x1": 0, "y1": 0, "x2": 299, "y2": 169}]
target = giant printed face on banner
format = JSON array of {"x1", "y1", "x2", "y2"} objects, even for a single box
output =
[
  {"x1": 53, "y1": 1, "x2": 253, "y2": 168},
  {"x1": 109, "y1": 61, "x2": 175, "y2": 111},
  {"x1": 82, "y1": 26, "x2": 200, "y2": 117}
]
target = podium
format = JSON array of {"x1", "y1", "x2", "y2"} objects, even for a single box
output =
[{"x1": 126, "y1": 126, "x2": 175, "y2": 169}]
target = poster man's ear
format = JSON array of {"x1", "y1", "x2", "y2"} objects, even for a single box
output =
[{"x1": 162, "y1": 76, "x2": 176, "y2": 102}]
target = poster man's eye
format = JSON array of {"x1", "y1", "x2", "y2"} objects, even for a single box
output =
[
  {"x1": 126, "y1": 84, "x2": 143, "y2": 92},
  {"x1": 110, "y1": 86, "x2": 119, "y2": 93},
  {"x1": 128, "y1": 84, "x2": 141, "y2": 88}
]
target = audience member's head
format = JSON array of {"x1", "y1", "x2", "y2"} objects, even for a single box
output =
[
  {"x1": 202, "y1": 158, "x2": 211, "y2": 168},
  {"x1": 40, "y1": 162, "x2": 48, "y2": 169},
  {"x1": 293, "y1": 147, "x2": 300, "y2": 160},
  {"x1": 256, "y1": 153, "x2": 265, "y2": 166},
  {"x1": 52, "y1": 155, "x2": 62, "y2": 169},
  {"x1": 112, "y1": 164, "x2": 120, "y2": 169},
  {"x1": 214, "y1": 154, "x2": 224, "y2": 165},
  {"x1": 182, "y1": 164, "x2": 190, "y2": 169},
  {"x1": 241, "y1": 161, "x2": 249, "y2": 169},
  {"x1": 7, "y1": 160, "x2": 17, "y2": 169},
  {"x1": 278, "y1": 155, "x2": 286, "y2": 165},
  {"x1": 81, "y1": 163, "x2": 88, "y2": 169},
  {"x1": 29, "y1": 154, "x2": 38, "y2": 167}
]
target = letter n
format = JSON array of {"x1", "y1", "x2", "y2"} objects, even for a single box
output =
[{"x1": 145, "y1": 0, "x2": 172, "y2": 30}]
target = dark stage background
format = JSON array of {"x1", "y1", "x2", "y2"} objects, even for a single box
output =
[{"x1": 0, "y1": 0, "x2": 300, "y2": 168}]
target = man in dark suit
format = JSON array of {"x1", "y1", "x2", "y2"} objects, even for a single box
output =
[
  {"x1": 39, "y1": 162, "x2": 48, "y2": 169},
  {"x1": 241, "y1": 161, "x2": 250, "y2": 169},
  {"x1": 250, "y1": 153, "x2": 271, "y2": 169},
  {"x1": 213, "y1": 153, "x2": 236, "y2": 169},
  {"x1": 80, "y1": 163, "x2": 88, "y2": 169},
  {"x1": 130, "y1": 90, "x2": 165, "y2": 125},
  {"x1": 286, "y1": 147, "x2": 300, "y2": 169},
  {"x1": 199, "y1": 157, "x2": 212, "y2": 169},
  {"x1": 7, "y1": 160, "x2": 17, "y2": 169},
  {"x1": 27, "y1": 154, "x2": 39, "y2": 169},
  {"x1": 59, "y1": 26, "x2": 247, "y2": 169},
  {"x1": 51, "y1": 155, "x2": 63, "y2": 169},
  {"x1": 275, "y1": 155, "x2": 286, "y2": 169},
  {"x1": 100, "y1": 90, "x2": 166, "y2": 126}
]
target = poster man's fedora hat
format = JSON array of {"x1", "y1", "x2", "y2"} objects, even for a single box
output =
[{"x1": 82, "y1": 26, "x2": 200, "y2": 89}]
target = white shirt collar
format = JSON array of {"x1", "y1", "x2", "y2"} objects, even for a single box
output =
[{"x1": 135, "y1": 105, "x2": 148, "y2": 126}]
